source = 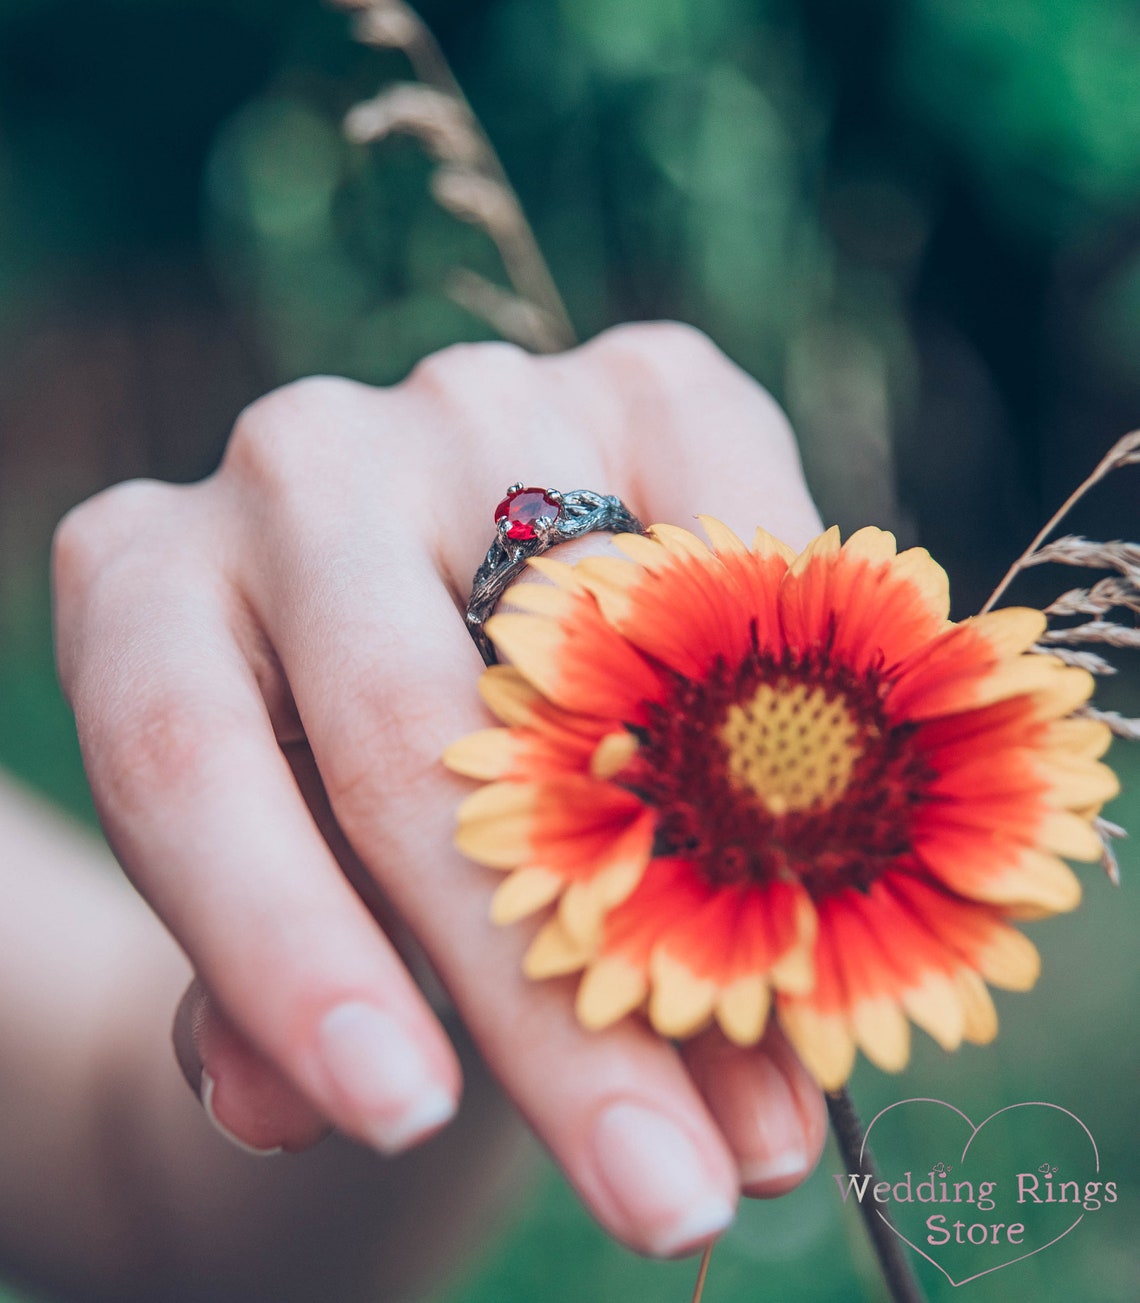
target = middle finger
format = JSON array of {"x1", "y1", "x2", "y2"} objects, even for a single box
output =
[{"x1": 236, "y1": 374, "x2": 745, "y2": 1257}]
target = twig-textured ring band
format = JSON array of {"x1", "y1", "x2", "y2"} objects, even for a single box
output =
[{"x1": 466, "y1": 484, "x2": 646, "y2": 665}]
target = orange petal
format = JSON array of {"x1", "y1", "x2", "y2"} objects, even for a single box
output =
[
  {"x1": 574, "y1": 555, "x2": 644, "y2": 627},
  {"x1": 576, "y1": 956, "x2": 648, "y2": 1030},
  {"x1": 901, "y1": 971, "x2": 965, "y2": 1051},
  {"x1": 1032, "y1": 753, "x2": 1120, "y2": 807},
  {"x1": 1037, "y1": 809, "x2": 1103, "y2": 861},
  {"x1": 954, "y1": 969, "x2": 998, "y2": 1044},
  {"x1": 966, "y1": 608, "x2": 1048, "y2": 657},
  {"x1": 612, "y1": 532, "x2": 674, "y2": 570},
  {"x1": 716, "y1": 975, "x2": 771, "y2": 1046},
  {"x1": 852, "y1": 998, "x2": 911, "y2": 1073},
  {"x1": 777, "y1": 526, "x2": 948, "y2": 674},
  {"x1": 778, "y1": 997, "x2": 856, "y2": 1090},
  {"x1": 751, "y1": 525, "x2": 798, "y2": 564},
  {"x1": 478, "y1": 665, "x2": 545, "y2": 727},
  {"x1": 490, "y1": 867, "x2": 564, "y2": 925},
  {"x1": 697, "y1": 514, "x2": 750, "y2": 557},
  {"x1": 972, "y1": 926, "x2": 1039, "y2": 992},
  {"x1": 455, "y1": 782, "x2": 537, "y2": 868},
  {"x1": 559, "y1": 856, "x2": 644, "y2": 947},
  {"x1": 501, "y1": 581, "x2": 579, "y2": 620},
  {"x1": 579, "y1": 548, "x2": 752, "y2": 678},
  {"x1": 443, "y1": 728, "x2": 522, "y2": 779},
  {"x1": 891, "y1": 547, "x2": 952, "y2": 625},
  {"x1": 648, "y1": 950, "x2": 718, "y2": 1037},
  {"x1": 525, "y1": 555, "x2": 586, "y2": 591},
  {"x1": 523, "y1": 916, "x2": 593, "y2": 978},
  {"x1": 913, "y1": 829, "x2": 1082, "y2": 913},
  {"x1": 485, "y1": 607, "x2": 665, "y2": 721},
  {"x1": 841, "y1": 525, "x2": 899, "y2": 566},
  {"x1": 1042, "y1": 717, "x2": 1112, "y2": 759},
  {"x1": 590, "y1": 730, "x2": 639, "y2": 780},
  {"x1": 647, "y1": 522, "x2": 713, "y2": 560}
]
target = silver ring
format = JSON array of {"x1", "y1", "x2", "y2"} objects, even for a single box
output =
[{"x1": 466, "y1": 484, "x2": 646, "y2": 664}]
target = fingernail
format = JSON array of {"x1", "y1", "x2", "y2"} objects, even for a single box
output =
[
  {"x1": 738, "y1": 1057, "x2": 810, "y2": 1188},
  {"x1": 200, "y1": 1071, "x2": 283, "y2": 1158},
  {"x1": 315, "y1": 1002, "x2": 456, "y2": 1154},
  {"x1": 591, "y1": 1102, "x2": 735, "y2": 1257}
]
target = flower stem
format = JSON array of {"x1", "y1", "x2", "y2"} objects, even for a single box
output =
[
  {"x1": 826, "y1": 1089, "x2": 928, "y2": 1303},
  {"x1": 690, "y1": 1243, "x2": 713, "y2": 1303}
]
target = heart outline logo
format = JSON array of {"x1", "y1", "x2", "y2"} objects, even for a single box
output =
[{"x1": 860, "y1": 1098, "x2": 1100, "y2": 1287}]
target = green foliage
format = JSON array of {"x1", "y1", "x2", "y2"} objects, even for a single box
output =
[{"x1": 898, "y1": 0, "x2": 1140, "y2": 235}]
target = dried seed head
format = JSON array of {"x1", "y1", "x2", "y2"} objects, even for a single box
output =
[
  {"x1": 431, "y1": 166, "x2": 521, "y2": 234},
  {"x1": 352, "y1": 2, "x2": 421, "y2": 50},
  {"x1": 1027, "y1": 535, "x2": 1140, "y2": 579},
  {"x1": 1094, "y1": 814, "x2": 1127, "y2": 885},
  {"x1": 1041, "y1": 620, "x2": 1140, "y2": 651},
  {"x1": 1102, "y1": 429, "x2": 1140, "y2": 471},
  {"x1": 1032, "y1": 645, "x2": 1117, "y2": 675},
  {"x1": 1046, "y1": 576, "x2": 1140, "y2": 617},
  {"x1": 445, "y1": 269, "x2": 566, "y2": 354},
  {"x1": 1078, "y1": 706, "x2": 1140, "y2": 742},
  {"x1": 344, "y1": 84, "x2": 483, "y2": 167}
]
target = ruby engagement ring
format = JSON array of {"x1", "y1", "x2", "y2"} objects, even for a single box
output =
[{"x1": 465, "y1": 484, "x2": 644, "y2": 665}]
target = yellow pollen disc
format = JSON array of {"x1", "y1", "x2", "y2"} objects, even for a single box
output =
[{"x1": 719, "y1": 679, "x2": 862, "y2": 816}]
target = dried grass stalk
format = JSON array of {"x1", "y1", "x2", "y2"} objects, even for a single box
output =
[
  {"x1": 351, "y1": 0, "x2": 421, "y2": 50},
  {"x1": 1022, "y1": 536, "x2": 1140, "y2": 578},
  {"x1": 345, "y1": 84, "x2": 485, "y2": 165},
  {"x1": 445, "y1": 269, "x2": 568, "y2": 353},
  {"x1": 1079, "y1": 706, "x2": 1140, "y2": 741},
  {"x1": 335, "y1": 0, "x2": 576, "y2": 353},
  {"x1": 1033, "y1": 645, "x2": 1117, "y2": 675},
  {"x1": 1094, "y1": 815, "x2": 1127, "y2": 886},
  {"x1": 1046, "y1": 576, "x2": 1140, "y2": 617},
  {"x1": 980, "y1": 430, "x2": 1139, "y2": 888},
  {"x1": 982, "y1": 430, "x2": 1140, "y2": 613},
  {"x1": 1039, "y1": 621, "x2": 1140, "y2": 650}
]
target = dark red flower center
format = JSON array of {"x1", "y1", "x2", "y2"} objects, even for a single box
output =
[{"x1": 626, "y1": 642, "x2": 933, "y2": 900}]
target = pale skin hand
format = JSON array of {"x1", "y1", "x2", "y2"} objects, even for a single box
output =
[{"x1": 53, "y1": 322, "x2": 829, "y2": 1258}]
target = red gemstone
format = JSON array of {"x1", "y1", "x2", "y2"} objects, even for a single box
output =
[{"x1": 494, "y1": 487, "x2": 560, "y2": 541}]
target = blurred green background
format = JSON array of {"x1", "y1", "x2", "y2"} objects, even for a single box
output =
[{"x1": 0, "y1": 1, "x2": 1137, "y2": 1300}]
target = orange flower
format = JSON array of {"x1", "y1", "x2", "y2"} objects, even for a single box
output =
[{"x1": 444, "y1": 521, "x2": 1117, "y2": 1088}]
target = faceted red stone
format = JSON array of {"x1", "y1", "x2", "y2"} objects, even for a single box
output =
[{"x1": 494, "y1": 487, "x2": 561, "y2": 541}]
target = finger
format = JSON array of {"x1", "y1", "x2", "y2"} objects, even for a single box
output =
[
  {"x1": 247, "y1": 514, "x2": 740, "y2": 1258},
  {"x1": 443, "y1": 325, "x2": 829, "y2": 1199},
  {"x1": 681, "y1": 1026, "x2": 828, "y2": 1197},
  {"x1": 173, "y1": 979, "x2": 331, "y2": 1156},
  {"x1": 60, "y1": 551, "x2": 463, "y2": 1157}
]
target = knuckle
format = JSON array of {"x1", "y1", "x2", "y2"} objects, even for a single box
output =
[
  {"x1": 405, "y1": 340, "x2": 531, "y2": 397},
  {"x1": 93, "y1": 689, "x2": 245, "y2": 815},
  {"x1": 590, "y1": 320, "x2": 798, "y2": 452},
  {"x1": 222, "y1": 375, "x2": 368, "y2": 487},
  {"x1": 52, "y1": 479, "x2": 176, "y2": 594},
  {"x1": 592, "y1": 319, "x2": 724, "y2": 375}
]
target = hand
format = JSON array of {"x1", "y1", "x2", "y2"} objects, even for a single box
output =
[{"x1": 53, "y1": 322, "x2": 828, "y2": 1258}]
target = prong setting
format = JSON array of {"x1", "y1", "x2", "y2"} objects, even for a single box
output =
[{"x1": 469, "y1": 487, "x2": 646, "y2": 666}]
